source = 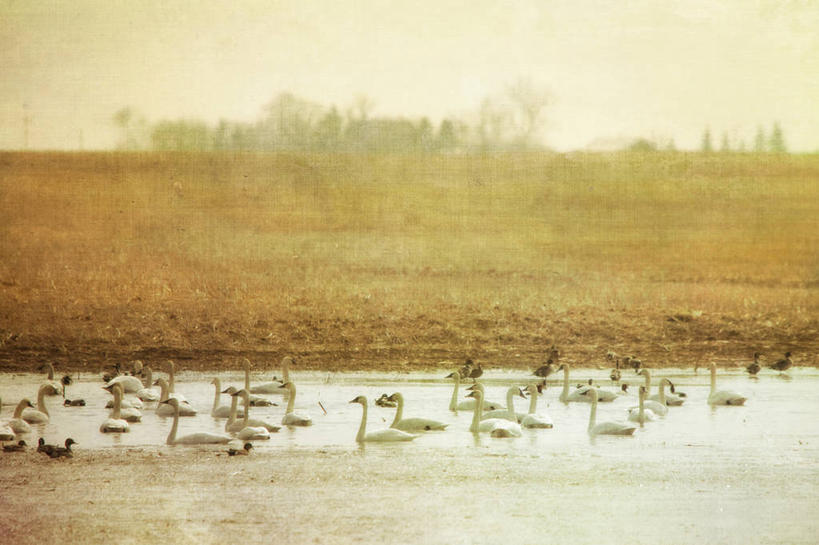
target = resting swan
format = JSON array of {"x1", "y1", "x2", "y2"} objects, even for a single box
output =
[
  {"x1": 104, "y1": 384, "x2": 142, "y2": 422},
  {"x1": 467, "y1": 390, "x2": 522, "y2": 437},
  {"x1": 479, "y1": 386, "x2": 527, "y2": 422},
  {"x1": 40, "y1": 363, "x2": 64, "y2": 395},
  {"x1": 588, "y1": 388, "x2": 637, "y2": 436},
  {"x1": 6, "y1": 399, "x2": 34, "y2": 434},
  {"x1": 350, "y1": 396, "x2": 417, "y2": 442},
  {"x1": 161, "y1": 398, "x2": 232, "y2": 445},
  {"x1": 21, "y1": 384, "x2": 58, "y2": 423},
  {"x1": 0, "y1": 397, "x2": 17, "y2": 440},
  {"x1": 386, "y1": 392, "x2": 447, "y2": 431},
  {"x1": 244, "y1": 357, "x2": 289, "y2": 397},
  {"x1": 104, "y1": 371, "x2": 143, "y2": 394},
  {"x1": 224, "y1": 389, "x2": 280, "y2": 432},
  {"x1": 465, "y1": 383, "x2": 506, "y2": 412},
  {"x1": 227, "y1": 391, "x2": 273, "y2": 439},
  {"x1": 279, "y1": 382, "x2": 312, "y2": 426},
  {"x1": 100, "y1": 384, "x2": 130, "y2": 433},
  {"x1": 163, "y1": 360, "x2": 189, "y2": 403},
  {"x1": 136, "y1": 367, "x2": 160, "y2": 402},
  {"x1": 521, "y1": 384, "x2": 554, "y2": 429},
  {"x1": 559, "y1": 364, "x2": 616, "y2": 403},
  {"x1": 210, "y1": 378, "x2": 234, "y2": 418},
  {"x1": 627, "y1": 386, "x2": 658, "y2": 426},
  {"x1": 154, "y1": 378, "x2": 197, "y2": 416},
  {"x1": 642, "y1": 370, "x2": 683, "y2": 407},
  {"x1": 446, "y1": 372, "x2": 502, "y2": 411},
  {"x1": 708, "y1": 363, "x2": 747, "y2": 406}
]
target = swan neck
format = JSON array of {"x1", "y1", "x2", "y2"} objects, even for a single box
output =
[
  {"x1": 242, "y1": 393, "x2": 250, "y2": 424},
  {"x1": 710, "y1": 365, "x2": 716, "y2": 393},
  {"x1": 158, "y1": 380, "x2": 169, "y2": 402},
  {"x1": 47, "y1": 363, "x2": 55, "y2": 380},
  {"x1": 470, "y1": 392, "x2": 483, "y2": 432},
  {"x1": 211, "y1": 380, "x2": 221, "y2": 414},
  {"x1": 449, "y1": 374, "x2": 459, "y2": 411},
  {"x1": 391, "y1": 394, "x2": 403, "y2": 427},
  {"x1": 244, "y1": 364, "x2": 250, "y2": 390},
  {"x1": 356, "y1": 400, "x2": 368, "y2": 442},
  {"x1": 527, "y1": 390, "x2": 538, "y2": 414},
  {"x1": 659, "y1": 380, "x2": 666, "y2": 404},
  {"x1": 13, "y1": 399, "x2": 27, "y2": 418},
  {"x1": 588, "y1": 394, "x2": 597, "y2": 431},
  {"x1": 506, "y1": 388, "x2": 517, "y2": 420},
  {"x1": 643, "y1": 372, "x2": 651, "y2": 395},
  {"x1": 169, "y1": 368, "x2": 175, "y2": 392},
  {"x1": 226, "y1": 395, "x2": 239, "y2": 429},
  {"x1": 37, "y1": 386, "x2": 49, "y2": 416},
  {"x1": 285, "y1": 384, "x2": 296, "y2": 413},
  {"x1": 144, "y1": 368, "x2": 153, "y2": 388},
  {"x1": 112, "y1": 388, "x2": 122, "y2": 420},
  {"x1": 167, "y1": 403, "x2": 179, "y2": 444},
  {"x1": 282, "y1": 359, "x2": 290, "y2": 383},
  {"x1": 561, "y1": 366, "x2": 570, "y2": 401}
]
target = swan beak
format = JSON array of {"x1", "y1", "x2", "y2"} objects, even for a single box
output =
[
  {"x1": 465, "y1": 391, "x2": 477, "y2": 399},
  {"x1": 159, "y1": 399, "x2": 170, "y2": 404},
  {"x1": 279, "y1": 382, "x2": 290, "y2": 389},
  {"x1": 348, "y1": 398, "x2": 358, "y2": 404},
  {"x1": 445, "y1": 372, "x2": 455, "y2": 379},
  {"x1": 517, "y1": 388, "x2": 527, "y2": 399}
]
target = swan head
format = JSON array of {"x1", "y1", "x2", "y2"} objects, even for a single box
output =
[
  {"x1": 637, "y1": 369, "x2": 651, "y2": 379},
  {"x1": 232, "y1": 389, "x2": 250, "y2": 399},
  {"x1": 587, "y1": 387, "x2": 599, "y2": 403},
  {"x1": 386, "y1": 393, "x2": 403, "y2": 403},
  {"x1": 131, "y1": 360, "x2": 143, "y2": 375},
  {"x1": 279, "y1": 382, "x2": 294, "y2": 390},
  {"x1": 164, "y1": 360, "x2": 176, "y2": 372},
  {"x1": 465, "y1": 382, "x2": 485, "y2": 392},
  {"x1": 465, "y1": 390, "x2": 483, "y2": 400},
  {"x1": 222, "y1": 386, "x2": 238, "y2": 395},
  {"x1": 282, "y1": 356, "x2": 295, "y2": 365},
  {"x1": 39, "y1": 383, "x2": 60, "y2": 396},
  {"x1": 516, "y1": 387, "x2": 527, "y2": 399},
  {"x1": 154, "y1": 377, "x2": 168, "y2": 387},
  {"x1": 160, "y1": 397, "x2": 180, "y2": 408},
  {"x1": 349, "y1": 395, "x2": 366, "y2": 405}
]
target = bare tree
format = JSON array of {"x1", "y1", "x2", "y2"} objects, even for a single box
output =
[{"x1": 506, "y1": 78, "x2": 550, "y2": 149}]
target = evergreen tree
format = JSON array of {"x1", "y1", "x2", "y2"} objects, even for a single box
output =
[
  {"x1": 720, "y1": 132, "x2": 731, "y2": 152},
  {"x1": 701, "y1": 127, "x2": 712, "y2": 152},
  {"x1": 754, "y1": 125, "x2": 767, "y2": 152},
  {"x1": 769, "y1": 122, "x2": 786, "y2": 153}
]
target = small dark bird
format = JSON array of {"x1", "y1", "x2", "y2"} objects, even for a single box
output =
[
  {"x1": 610, "y1": 358, "x2": 622, "y2": 382},
  {"x1": 102, "y1": 363, "x2": 121, "y2": 383},
  {"x1": 620, "y1": 383, "x2": 629, "y2": 394},
  {"x1": 468, "y1": 362, "x2": 483, "y2": 382},
  {"x1": 746, "y1": 352, "x2": 762, "y2": 376},
  {"x1": 457, "y1": 359, "x2": 473, "y2": 379},
  {"x1": 228, "y1": 442, "x2": 253, "y2": 456},
  {"x1": 375, "y1": 393, "x2": 397, "y2": 408},
  {"x1": 3, "y1": 440, "x2": 26, "y2": 453},
  {"x1": 52, "y1": 438, "x2": 76, "y2": 458},
  {"x1": 37, "y1": 438, "x2": 56, "y2": 456},
  {"x1": 63, "y1": 399, "x2": 86, "y2": 407},
  {"x1": 769, "y1": 352, "x2": 793, "y2": 372},
  {"x1": 533, "y1": 358, "x2": 556, "y2": 378},
  {"x1": 606, "y1": 350, "x2": 619, "y2": 362},
  {"x1": 629, "y1": 356, "x2": 642, "y2": 373}
]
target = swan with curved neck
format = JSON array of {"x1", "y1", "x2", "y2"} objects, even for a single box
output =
[
  {"x1": 100, "y1": 384, "x2": 130, "y2": 433},
  {"x1": 386, "y1": 392, "x2": 447, "y2": 431},
  {"x1": 21, "y1": 384, "x2": 57, "y2": 423},
  {"x1": 210, "y1": 378, "x2": 234, "y2": 418},
  {"x1": 478, "y1": 386, "x2": 526, "y2": 422},
  {"x1": 279, "y1": 382, "x2": 312, "y2": 426},
  {"x1": 467, "y1": 390, "x2": 522, "y2": 437},
  {"x1": 154, "y1": 378, "x2": 197, "y2": 416},
  {"x1": 465, "y1": 383, "x2": 506, "y2": 412},
  {"x1": 521, "y1": 384, "x2": 554, "y2": 429},
  {"x1": 240, "y1": 360, "x2": 281, "y2": 404},
  {"x1": 163, "y1": 360, "x2": 189, "y2": 402},
  {"x1": 6, "y1": 399, "x2": 34, "y2": 434},
  {"x1": 559, "y1": 365, "x2": 616, "y2": 403},
  {"x1": 104, "y1": 369, "x2": 143, "y2": 393},
  {"x1": 350, "y1": 396, "x2": 416, "y2": 442},
  {"x1": 628, "y1": 386, "x2": 657, "y2": 426},
  {"x1": 223, "y1": 388, "x2": 280, "y2": 432},
  {"x1": 588, "y1": 388, "x2": 636, "y2": 436},
  {"x1": 104, "y1": 383, "x2": 142, "y2": 422},
  {"x1": 227, "y1": 390, "x2": 271, "y2": 440},
  {"x1": 136, "y1": 367, "x2": 159, "y2": 402},
  {"x1": 446, "y1": 372, "x2": 502, "y2": 411},
  {"x1": 161, "y1": 398, "x2": 232, "y2": 445},
  {"x1": 41, "y1": 363, "x2": 63, "y2": 395},
  {"x1": 708, "y1": 363, "x2": 747, "y2": 406}
]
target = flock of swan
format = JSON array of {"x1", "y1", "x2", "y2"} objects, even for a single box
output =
[{"x1": 0, "y1": 350, "x2": 775, "y2": 455}]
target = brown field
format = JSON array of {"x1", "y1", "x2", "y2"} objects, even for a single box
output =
[{"x1": 0, "y1": 151, "x2": 817, "y2": 373}]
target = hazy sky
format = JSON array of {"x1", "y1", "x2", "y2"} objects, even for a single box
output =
[{"x1": 2, "y1": 0, "x2": 818, "y2": 151}]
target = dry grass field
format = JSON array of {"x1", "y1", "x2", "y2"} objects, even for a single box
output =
[{"x1": 0, "y1": 151, "x2": 816, "y2": 372}]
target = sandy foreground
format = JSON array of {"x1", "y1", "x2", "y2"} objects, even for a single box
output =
[{"x1": 1, "y1": 441, "x2": 817, "y2": 545}]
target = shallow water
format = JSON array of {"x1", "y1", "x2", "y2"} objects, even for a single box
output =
[{"x1": 2, "y1": 367, "x2": 819, "y2": 544}]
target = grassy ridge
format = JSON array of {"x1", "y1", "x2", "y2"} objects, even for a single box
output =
[{"x1": 0, "y1": 151, "x2": 816, "y2": 372}]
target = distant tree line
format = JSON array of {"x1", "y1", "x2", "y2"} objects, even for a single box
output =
[
  {"x1": 700, "y1": 123, "x2": 787, "y2": 153},
  {"x1": 113, "y1": 80, "x2": 551, "y2": 153}
]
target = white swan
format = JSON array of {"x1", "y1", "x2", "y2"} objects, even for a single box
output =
[
  {"x1": 387, "y1": 392, "x2": 447, "y2": 432},
  {"x1": 587, "y1": 388, "x2": 637, "y2": 436},
  {"x1": 0, "y1": 397, "x2": 16, "y2": 440},
  {"x1": 226, "y1": 389, "x2": 281, "y2": 432},
  {"x1": 464, "y1": 383, "x2": 506, "y2": 413},
  {"x1": 559, "y1": 364, "x2": 617, "y2": 403},
  {"x1": 627, "y1": 386, "x2": 658, "y2": 426},
  {"x1": 480, "y1": 386, "x2": 527, "y2": 422},
  {"x1": 104, "y1": 389, "x2": 144, "y2": 410},
  {"x1": 521, "y1": 384, "x2": 554, "y2": 429},
  {"x1": 642, "y1": 370, "x2": 684, "y2": 407},
  {"x1": 104, "y1": 372, "x2": 143, "y2": 394},
  {"x1": 708, "y1": 363, "x2": 747, "y2": 406},
  {"x1": 104, "y1": 384, "x2": 142, "y2": 422},
  {"x1": 209, "y1": 378, "x2": 234, "y2": 418},
  {"x1": 136, "y1": 367, "x2": 160, "y2": 402},
  {"x1": 21, "y1": 384, "x2": 58, "y2": 423},
  {"x1": 163, "y1": 360, "x2": 189, "y2": 403},
  {"x1": 40, "y1": 363, "x2": 64, "y2": 395},
  {"x1": 279, "y1": 382, "x2": 312, "y2": 426},
  {"x1": 467, "y1": 390, "x2": 522, "y2": 437},
  {"x1": 245, "y1": 357, "x2": 289, "y2": 396},
  {"x1": 100, "y1": 384, "x2": 130, "y2": 433},
  {"x1": 154, "y1": 378, "x2": 197, "y2": 416},
  {"x1": 6, "y1": 399, "x2": 34, "y2": 434},
  {"x1": 350, "y1": 396, "x2": 417, "y2": 442},
  {"x1": 445, "y1": 372, "x2": 502, "y2": 411},
  {"x1": 161, "y1": 398, "x2": 232, "y2": 445}
]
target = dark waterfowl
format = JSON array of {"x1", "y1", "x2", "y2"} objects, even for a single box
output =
[
  {"x1": 457, "y1": 359, "x2": 473, "y2": 380},
  {"x1": 228, "y1": 442, "x2": 254, "y2": 456},
  {"x1": 52, "y1": 438, "x2": 76, "y2": 458},
  {"x1": 769, "y1": 352, "x2": 793, "y2": 373},
  {"x1": 467, "y1": 363, "x2": 483, "y2": 382},
  {"x1": 746, "y1": 352, "x2": 762, "y2": 376},
  {"x1": 375, "y1": 393, "x2": 397, "y2": 408},
  {"x1": 533, "y1": 358, "x2": 556, "y2": 378},
  {"x1": 3, "y1": 440, "x2": 27, "y2": 453}
]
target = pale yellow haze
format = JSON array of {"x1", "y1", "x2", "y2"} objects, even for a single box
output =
[{"x1": 1, "y1": 0, "x2": 817, "y2": 151}]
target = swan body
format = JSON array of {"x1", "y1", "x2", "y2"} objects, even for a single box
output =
[
  {"x1": 521, "y1": 384, "x2": 554, "y2": 429},
  {"x1": 588, "y1": 388, "x2": 636, "y2": 436},
  {"x1": 104, "y1": 374, "x2": 143, "y2": 393},
  {"x1": 100, "y1": 384, "x2": 130, "y2": 433},
  {"x1": 280, "y1": 382, "x2": 312, "y2": 426},
  {"x1": 642, "y1": 370, "x2": 684, "y2": 406},
  {"x1": 387, "y1": 392, "x2": 447, "y2": 432},
  {"x1": 480, "y1": 386, "x2": 527, "y2": 422},
  {"x1": 163, "y1": 360, "x2": 189, "y2": 403},
  {"x1": 627, "y1": 386, "x2": 658, "y2": 425},
  {"x1": 7, "y1": 399, "x2": 34, "y2": 434},
  {"x1": 0, "y1": 397, "x2": 18, "y2": 440},
  {"x1": 559, "y1": 365, "x2": 616, "y2": 403},
  {"x1": 162, "y1": 398, "x2": 232, "y2": 445},
  {"x1": 154, "y1": 378, "x2": 197, "y2": 416},
  {"x1": 708, "y1": 363, "x2": 747, "y2": 406},
  {"x1": 467, "y1": 390, "x2": 522, "y2": 437},
  {"x1": 244, "y1": 357, "x2": 290, "y2": 396},
  {"x1": 21, "y1": 384, "x2": 57, "y2": 423},
  {"x1": 446, "y1": 372, "x2": 503, "y2": 411},
  {"x1": 136, "y1": 367, "x2": 160, "y2": 402},
  {"x1": 350, "y1": 396, "x2": 417, "y2": 442},
  {"x1": 210, "y1": 378, "x2": 235, "y2": 418},
  {"x1": 41, "y1": 363, "x2": 64, "y2": 395},
  {"x1": 236, "y1": 426, "x2": 270, "y2": 440},
  {"x1": 226, "y1": 389, "x2": 281, "y2": 432}
]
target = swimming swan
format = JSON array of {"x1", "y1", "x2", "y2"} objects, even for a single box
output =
[
  {"x1": 161, "y1": 398, "x2": 232, "y2": 445},
  {"x1": 100, "y1": 384, "x2": 130, "y2": 433},
  {"x1": 465, "y1": 383, "x2": 506, "y2": 413},
  {"x1": 350, "y1": 396, "x2": 417, "y2": 442},
  {"x1": 6, "y1": 399, "x2": 34, "y2": 434},
  {"x1": 154, "y1": 378, "x2": 197, "y2": 416},
  {"x1": 244, "y1": 357, "x2": 289, "y2": 396},
  {"x1": 225, "y1": 389, "x2": 280, "y2": 432},
  {"x1": 136, "y1": 367, "x2": 160, "y2": 402},
  {"x1": 104, "y1": 372, "x2": 143, "y2": 394},
  {"x1": 163, "y1": 360, "x2": 189, "y2": 403},
  {"x1": 22, "y1": 384, "x2": 58, "y2": 423},
  {"x1": 279, "y1": 382, "x2": 312, "y2": 426},
  {"x1": 210, "y1": 378, "x2": 235, "y2": 418},
  {"x1": 521, "y1": 384, "x2": 554, "y2": 429},
  {"x1": 559, "y1": 365, "x2": 616, "y2": 403},
  {"x1": 641, "y1": 369, "x2": 683, "y2": 407},
  {"x1": 479, "y1": 386, "x2": 527, "y2": 422},
  {"x1": 40, "y1": 363, "x2": 64, "y2": 395},
  {"x1": 708, "y1": 363, "x2": 747, "y2": 406},
  {"x1": 104, "y1": 383, "x2": 142, "y2": 422},
  {"x1": 467, "y1": 390, "x2": 522, "y2": 437},
  {"x1": 445, "y1": 372, "x2": 502, "y2": 411},
  {"x1": 0, "y1": 397, "x2": 17, "y2": 440},
  {"x1": 587, "y1": 388, "x2": 637, "y2": 436},
  {"x1": 386, "y1": 392, "x2": 447, "y2": 432},
  {"x1": 627, "y1": 386, "x2": 658, "y2": 426}
]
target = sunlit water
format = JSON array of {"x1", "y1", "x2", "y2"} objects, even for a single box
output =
[{"x1": 3, "y1": 367, "x2": 819, "y2": 544}]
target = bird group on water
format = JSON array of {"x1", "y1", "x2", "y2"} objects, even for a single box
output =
[{"x1": 0, "y1": 349, "x2": 798, "y2": 454}]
